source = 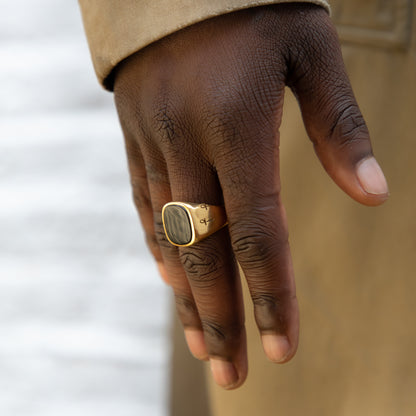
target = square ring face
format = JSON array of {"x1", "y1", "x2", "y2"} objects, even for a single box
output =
[{"x1": 162, "y1": 204, "x2": 193, "y2": 246}]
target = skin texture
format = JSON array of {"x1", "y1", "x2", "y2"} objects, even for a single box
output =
[{"x1": 113, "y1": 4, "x2": 389, "y2": 389}]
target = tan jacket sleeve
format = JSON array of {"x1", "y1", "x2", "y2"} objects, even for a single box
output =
[{"x1": 79, "y1": 0, "x2": 330, "y2": 89}]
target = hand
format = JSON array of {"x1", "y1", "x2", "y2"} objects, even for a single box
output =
[{"x1": 113, "y1": 3, "x2": 389, "y2": 389}]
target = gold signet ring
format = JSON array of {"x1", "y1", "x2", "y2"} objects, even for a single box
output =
[{"x1": 162, "y1": 202, "x2": 228, "y2": 247}]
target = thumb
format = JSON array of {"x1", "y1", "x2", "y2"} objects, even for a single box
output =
[{"x1": 288, "y1": 19, "x2": 389, "y2": 207}]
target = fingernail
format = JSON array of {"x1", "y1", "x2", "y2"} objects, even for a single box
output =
[
  {"x1": 184, "y1": 330, "x2": 209, "y2": 361},
  {"x1": 157, "y1": 262, "x2": 170, "y2": 285},
  {"x1": 262, "y1": 334, "x2": 291, "y2": 363},
  {"x1": 356, "y1": 157, "x2": 389, "y2": 195},
  {"x1": 210, "y1": 359, "x2": 238, "y2": 389}
]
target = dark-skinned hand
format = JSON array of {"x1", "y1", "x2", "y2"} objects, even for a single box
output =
[{"x1": 113, "y1": 3, "x2": 389, "y2": 390}]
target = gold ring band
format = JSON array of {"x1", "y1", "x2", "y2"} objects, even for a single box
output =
[{"x1": 162, "y1": 202, "x2": 227, "y2": 247}]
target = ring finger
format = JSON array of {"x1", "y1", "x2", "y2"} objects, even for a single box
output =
[{"x1": 164, "y1": 155, "x2": 248, "y2": 390}]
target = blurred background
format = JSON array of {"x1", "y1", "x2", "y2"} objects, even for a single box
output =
[{"x1": 0, "y1": 1, "x2": 170, "y2": 415}]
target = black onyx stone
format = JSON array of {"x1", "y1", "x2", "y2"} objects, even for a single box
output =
[{"x1": 163, "y1": 205, "x2": 192, "y2": 245}]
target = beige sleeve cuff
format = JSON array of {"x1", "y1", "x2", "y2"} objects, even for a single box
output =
[{"x1": 79, "y1": 0, "x2": 330, "y2": 90}]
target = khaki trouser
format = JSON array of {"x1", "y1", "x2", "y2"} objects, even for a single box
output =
[{"x1": 171, "y1": 1, "x2": 416, "y2": 415}]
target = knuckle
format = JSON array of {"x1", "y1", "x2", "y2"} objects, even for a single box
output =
[
  {"x1": 175, "y1": 294, "x2": 199, "y2": 326},
  {"x1": 252, "y1": 292, "x2": 280, "y2": 310},
  {"x1": 233, "y1": 234, "x2": 269, "y2": 263},
  {"x1": 201, "y1": 319, "x2": 226, "y2": 343},
  {"x1": 252, "y1": 290, "x2": 293, "y2": 332},
  {"x1": 210, "y1": 87, "x2": 278, "y2": 149},
  {"x1": 231, "y1": 223, "x2": 288, "y2": 268},
  {"x1": 329, "y1": 101, "x2": 369, "y2": 146},
  {"x1": 179, "y1": 246, "x2": 220, "y2": 287},
  {"x1": 201, "y1": 318, "x2": 243, "y2": 358},
  {"x1": 150, "y1": 92, "x2": 184, "y2": 147},
  {"x1": 252, "y1": 287, "x2": 292, "y2": 311},
  {"x1": 153, "y1": 103, "x2": 177, "y2": 144}
]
